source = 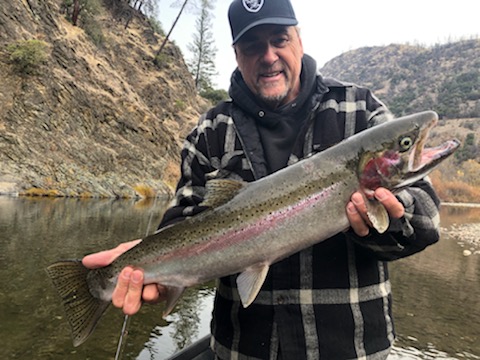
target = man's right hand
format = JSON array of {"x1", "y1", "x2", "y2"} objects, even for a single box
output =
[{"x1": 82, "y1": 240, "x2": 167, "y2": 316}]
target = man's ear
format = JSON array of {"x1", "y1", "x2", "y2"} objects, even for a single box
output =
[
  {"x1": 233, "y1": 46, "x2": 242, "y2": 72},
  {"x1": 295, "y1": 27, "x2": 304, "y2": 55}
]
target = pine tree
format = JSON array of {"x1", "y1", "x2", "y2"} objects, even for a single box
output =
[{"x1": 187, "y1": 0, "x2": 217, "y2": 91}]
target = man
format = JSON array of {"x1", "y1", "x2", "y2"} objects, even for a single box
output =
[{"x1": 83, "y1": 0, "x2": 441, "y2": 358}]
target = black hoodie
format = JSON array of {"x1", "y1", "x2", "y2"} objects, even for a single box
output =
[{"x1": 229, "y1": 54, "x2": 318, "y2": 173}]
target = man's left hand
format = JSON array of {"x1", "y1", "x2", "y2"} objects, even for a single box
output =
[{"x1": 346, "y1": 187, "x2": 405, "y2": 237}]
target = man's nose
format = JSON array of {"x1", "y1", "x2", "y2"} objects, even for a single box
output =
[{"x1": 260, "y1": 44, "x2": 279, "y2": 64}]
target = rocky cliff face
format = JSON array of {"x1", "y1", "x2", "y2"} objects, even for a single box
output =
[{"x1": 0, "y1": 0, "x2": 208, "y2": 197}]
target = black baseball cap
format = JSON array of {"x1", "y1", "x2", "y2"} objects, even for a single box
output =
[{"x1": 228, "y1": 0, "x2": 298, "y2": 44}]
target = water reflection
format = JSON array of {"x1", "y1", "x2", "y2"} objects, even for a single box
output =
[
  {"x1": 137, "y1": 287, "x2": 215, "y2": 360},
  {"x1": 389, "y1": 206, "x2": 480, "y2": 359},
  {"x1": 0, "y1": 198, "x2": 478, "y2": 359},
  {"x1": 0, "y1": 196, "x2": 170, "y2": 359}
]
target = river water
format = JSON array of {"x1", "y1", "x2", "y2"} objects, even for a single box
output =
[{"x1": 0, "y1": 197, "x2": 478, "y2": 359}]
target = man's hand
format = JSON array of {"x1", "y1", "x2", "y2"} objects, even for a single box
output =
[
  {"x1": 82, "y1": 240, "x2": 167, "y2": 316},
  {"x1": 346, "y1": 187, "x2": 405, "y2": 237}
]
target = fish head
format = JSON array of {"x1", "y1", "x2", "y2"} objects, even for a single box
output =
[{"x1": 358, "y1": 111, "x2": 460, "y2": 196}]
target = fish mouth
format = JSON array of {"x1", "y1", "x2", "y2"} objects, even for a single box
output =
[
  {"x1": 389, "y1": 138, "x2": 460, "y2": 192},
  {"x1": 395, "y1": 117, "x2": 460, "y2": 189},
  {"x1": 410, "y1": 139, "x2": 460, "y2": 173},
  {"x1": 404, "y1": 124, "x2": 460, "y2": 187},
  {"x1": 408, "y1": 117, "x2": 460, "y2": 174}
]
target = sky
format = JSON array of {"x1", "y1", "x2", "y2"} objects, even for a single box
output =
[{"x1": 159, "y1": 0, "x2": 479, "y2": 91}]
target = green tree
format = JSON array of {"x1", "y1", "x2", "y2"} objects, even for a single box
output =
[
  {"x1": 455, "y1": 133, "x2": 479, "y2": 163},
  {"x1": 62, "y1": 0, "x2": 104, "y2": 45},
  {"x1": 187, "y1": 0, "x2": 217, "y2": 91},
  {"x1": 63, "y1": 0, "x2": 99, "y2": 26}
]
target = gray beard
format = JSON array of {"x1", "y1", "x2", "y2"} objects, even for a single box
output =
[{"x1": 257, "y1": 90, "x2": 289, "y2": 109}]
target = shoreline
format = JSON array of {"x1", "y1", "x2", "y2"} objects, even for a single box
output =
[
  {"x1": 1, "y1": 190, "x2": 480, "y2": 208},
  {"x1": 441, "y1": 202, "x2": 480, "y2": 208}
]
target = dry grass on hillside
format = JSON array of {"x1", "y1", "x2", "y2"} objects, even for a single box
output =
[{"x1": 430, "y1": 159, "x2": 480, "y2": 203}]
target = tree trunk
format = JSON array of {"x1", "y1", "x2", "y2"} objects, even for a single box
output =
[
  {"x1": 155, "y1": 0, "x2": 189, "y2": 61},
  {"x1": 72, "y1": 0, "x2": 80, "y2": 26}
]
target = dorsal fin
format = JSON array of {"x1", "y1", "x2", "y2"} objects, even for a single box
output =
[{"x1": 200, "y1": 179, "x2": 247, "y2": 208}]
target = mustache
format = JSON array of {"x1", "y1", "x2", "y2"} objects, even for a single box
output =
[{"x1": 257, "y1": 62, "x2": 284, "y2": 75}]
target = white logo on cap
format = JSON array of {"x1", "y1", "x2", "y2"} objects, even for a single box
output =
[{"x1": 242, "y1": 0, "x2": 264, "y2": 13}]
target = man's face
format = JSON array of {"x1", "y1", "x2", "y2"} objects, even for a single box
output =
[{"x1": 235, "y1": 25, "x2": 304, "y2": 109}]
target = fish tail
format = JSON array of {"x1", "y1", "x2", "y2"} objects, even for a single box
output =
[{"x1": 45, "y1": 260, "x2": 110, "y2": 347}]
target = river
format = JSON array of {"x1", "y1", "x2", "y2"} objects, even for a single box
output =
[{"x1": 0, "y1": 197, "x2": 478, "y2": 359}]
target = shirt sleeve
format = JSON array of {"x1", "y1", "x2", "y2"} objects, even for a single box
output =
[{"x1": 158, "y1": 122, "x2": 213, "y2": 228}]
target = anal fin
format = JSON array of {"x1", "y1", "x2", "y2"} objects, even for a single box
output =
[
  {"x1": 162, "y1": 286, "x2": 185, "y2": 318},
  {"x1": 236, "y1": 264, "x2": 269, "y2": 308}
]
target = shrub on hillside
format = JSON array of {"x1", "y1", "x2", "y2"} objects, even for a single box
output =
[
  {"x1": 7, "y1": 40, "x2": 49, "y2": 74},
  {"x1": 455, "y1": 133, "x2": 479, "y2": 163},
  {"x1": 431, "y1": 176, "x2": 480, "y2": 203},
  {"x1": 200, "y1": 88, "x2": 229, "y2": 105}
]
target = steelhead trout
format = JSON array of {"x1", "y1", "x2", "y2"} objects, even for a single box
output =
[{"x1": 46, "y1": 111, "x2": 459, "y2": 346}]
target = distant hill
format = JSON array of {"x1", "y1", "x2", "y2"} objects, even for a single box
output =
[{"x1": 320, "y1": 40, "x2": 480, "y2": 119}]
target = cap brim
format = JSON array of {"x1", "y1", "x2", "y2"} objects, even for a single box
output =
[{"x1": 232, "y1": 17, "x2": 298, "y2": 44}]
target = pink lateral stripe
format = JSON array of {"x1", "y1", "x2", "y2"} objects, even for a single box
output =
[{"x1": 151, "y1": 184, "x2": 339, "y2": 263}]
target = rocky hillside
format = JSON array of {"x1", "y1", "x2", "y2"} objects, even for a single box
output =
[
  {"x1": 320, "y1": 40, "x2": 480, "y2": 119},
  {"x1": 0, "y1": 0, "x2": 208, "y2": 197}
]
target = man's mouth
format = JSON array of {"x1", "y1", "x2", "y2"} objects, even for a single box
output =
[
  {"x1": 258, "y1": 70, "x2": 285, "y2": 84},
  {"x1": 262, "y1": 71, "x2": 282, "y2": 78}
]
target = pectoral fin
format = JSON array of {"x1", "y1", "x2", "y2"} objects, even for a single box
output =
[
  {"x1": 236, "y1": 264, "x2": 269, "y2": 307},
  {"x1": 162, "y1": 286, "x2": 185, "y2": 318},
  {"x1": 365, "y1": 199, "x2": 390, "y2": 234}
]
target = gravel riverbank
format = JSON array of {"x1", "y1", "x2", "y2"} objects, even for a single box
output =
[{"x1": 441, "y1": 222, "x2": 480, "y2": 256}]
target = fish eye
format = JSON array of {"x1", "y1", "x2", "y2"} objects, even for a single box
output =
[{"x1": 399, "y1": 136, "x2": 414, "y2": 151}]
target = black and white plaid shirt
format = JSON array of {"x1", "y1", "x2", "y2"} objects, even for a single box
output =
[{"x1": 160, "y1": 62, "x2": 441, "y2": 360}]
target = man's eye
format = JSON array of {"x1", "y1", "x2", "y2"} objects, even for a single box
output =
[
  {"x1": 272, "y1": 37, "x2": 288, "y2": 47},
  {"x1": 242, "y1": 43, "x2": 261, "y2": 55}
]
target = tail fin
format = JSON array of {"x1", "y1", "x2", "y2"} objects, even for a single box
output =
[{"x1": 46, "y1": 260, "x2": 110, "y2": 347}]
